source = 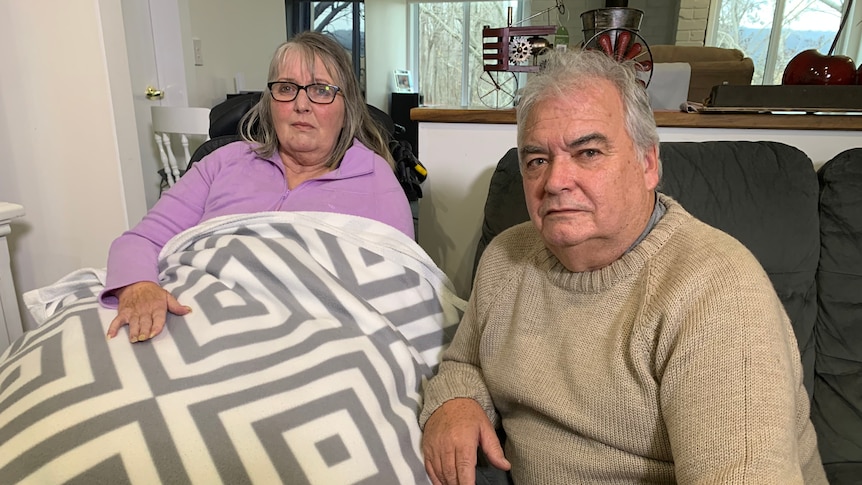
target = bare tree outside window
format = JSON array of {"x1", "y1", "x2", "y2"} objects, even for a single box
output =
[
  {"x1": 712, "y1": 0, "x2": 845, "y2": 84},
  {"x1": 306, "y1": 2, "x2": 366, "y2": 93},
  {"x1": 417, "y1": 2, "x2": 521, "y2": 107},
  {"x1": 312, "y1": 2, "x2": 353, "y2": 31}
]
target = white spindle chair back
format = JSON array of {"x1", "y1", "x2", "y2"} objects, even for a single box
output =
[{"x1": 151, "y1": 106, "x2": 211, "y2": 187}]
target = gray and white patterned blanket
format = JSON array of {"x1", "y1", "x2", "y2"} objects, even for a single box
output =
[{"x1": 0, "y1": 212, "x2": 464, "y2": 484}]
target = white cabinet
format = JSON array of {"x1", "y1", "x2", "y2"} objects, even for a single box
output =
[{"x1": 0, "y1": 202, "x2": 25, "y2": 353}]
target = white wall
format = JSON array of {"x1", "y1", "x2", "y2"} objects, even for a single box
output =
[
  {"x1": 677, "y1": 0, "x2": 710, "y2": 46},
  {"x1": 0, "y1": 0, "x2": 140, "y2": 330},
  {"x1": 366, "y1": 0, "x2": 409, "y2": 111},
  {"x1": 417, "y1": 122, "x2": 862, "y2": 299}
]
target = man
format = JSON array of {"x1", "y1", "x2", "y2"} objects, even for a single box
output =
[{"x1": 419, "y1": 49, "x2": 827, "y2": 484}]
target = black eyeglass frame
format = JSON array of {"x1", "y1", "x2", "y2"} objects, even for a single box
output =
[{"x1": 267, "y1": 81, "x2": 342, "y2": 104}]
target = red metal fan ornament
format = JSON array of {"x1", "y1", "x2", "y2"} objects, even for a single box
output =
[{"x1": 581, "y1": 7, "x2": 653, "y2": 87}]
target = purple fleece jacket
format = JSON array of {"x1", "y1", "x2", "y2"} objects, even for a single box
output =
[{"x1": 99, "y1": 139, "x2": 413, "y2": 307}]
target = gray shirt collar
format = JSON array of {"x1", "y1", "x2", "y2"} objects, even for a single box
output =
[{"x1": 626, "y1": 192, "x2": 666, "y2": 254}]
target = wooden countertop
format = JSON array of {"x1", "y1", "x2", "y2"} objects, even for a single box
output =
[{"x1": 410, "y1": 107, "x2": 862, "y2": 131}]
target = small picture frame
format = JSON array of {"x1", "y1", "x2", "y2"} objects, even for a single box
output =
[{"x1": 393, "y1": 69, "x2": 414, "y2": 93}]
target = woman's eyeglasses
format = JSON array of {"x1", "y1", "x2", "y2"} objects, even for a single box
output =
[{"x1": 267, "y1": 82, "x2": 342, "y2": 104}]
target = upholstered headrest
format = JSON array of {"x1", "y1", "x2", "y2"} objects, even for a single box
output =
[{"x1": 208, "y1": 92, "x2": 262, "y2": 138}]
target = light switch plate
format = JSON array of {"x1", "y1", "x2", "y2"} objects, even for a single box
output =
[{"x1": 193, "y1": 37, "x2": 203, "y2": 66}]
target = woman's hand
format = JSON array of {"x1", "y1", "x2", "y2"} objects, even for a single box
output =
[{"x1": 107, "y1": 281, "x2": 191, "y2": 343}]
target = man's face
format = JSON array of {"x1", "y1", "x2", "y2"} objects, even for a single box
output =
[{"x1": 519, "y1": 78, "x2": 659, "y2": 271}]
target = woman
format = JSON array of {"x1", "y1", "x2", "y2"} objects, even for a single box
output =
[{"x1": 101, "y1": 31, "x2": 413, "y2": 343}]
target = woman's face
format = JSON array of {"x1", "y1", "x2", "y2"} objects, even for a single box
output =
[{"x1": 271, "y1": 51, "x2": 345, "y2": 167}]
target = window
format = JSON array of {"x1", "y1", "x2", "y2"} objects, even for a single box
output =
[
  {"x1": 412, "y1": 1, "x2": 525, "y2": 107},
  {"x1": 707, "y1": 0, "x2": 853, "y2": 85},
  {"x1": 288, "y1": 1, "x2": 366, "y2": 94}
]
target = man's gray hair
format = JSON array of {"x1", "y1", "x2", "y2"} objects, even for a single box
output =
[{"x1": 515, "y1": 49, "x2": 661, "y2": 175}]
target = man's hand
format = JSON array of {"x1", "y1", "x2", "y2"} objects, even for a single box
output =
[
  {"x1": 422, "y1": 398, "x2": 511, "y2": 485},
  {"x1": 107, "y1": 281, "x2": 191, "y2": 343}
]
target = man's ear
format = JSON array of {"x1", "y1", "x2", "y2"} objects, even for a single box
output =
[{"x1": 642, "y1": 144, "x2": 660, "y2": 191}]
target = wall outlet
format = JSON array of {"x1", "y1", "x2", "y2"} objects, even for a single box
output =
[{"x1": 193, "y1": 37, "x2": 203, "y2": 66}]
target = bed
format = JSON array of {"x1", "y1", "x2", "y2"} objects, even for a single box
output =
[{"x1": 0, "y1": 212, "x2": 463, "y2": 484}]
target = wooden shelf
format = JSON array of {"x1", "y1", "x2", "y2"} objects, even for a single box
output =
[{"x1": 410, "y1": 107, "x2": 862, "y2": 131}]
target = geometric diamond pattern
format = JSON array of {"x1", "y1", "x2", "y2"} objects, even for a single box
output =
[{"x1": 0, "y1": 212, "x2": 465, "y2": 485}]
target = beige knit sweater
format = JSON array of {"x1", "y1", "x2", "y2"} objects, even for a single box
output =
[{"x1": 420, "y1": 195, "x2": 827, "y2": 484}]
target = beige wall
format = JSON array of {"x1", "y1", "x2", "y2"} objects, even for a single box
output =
[
  {"x1": 185, "y1": 0, "x2": 286, "y2": 108},
  {"x1": 0, "y1": 0, "x2": 140, "y2": 330}
]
